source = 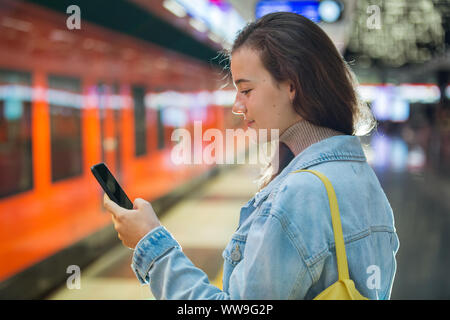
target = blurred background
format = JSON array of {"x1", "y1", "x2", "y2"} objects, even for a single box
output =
[{"x1": 0, "y1": 0, "x2": 448, "y2": 299}]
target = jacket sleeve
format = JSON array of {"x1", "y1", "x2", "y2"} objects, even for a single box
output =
[
  {"x1": 132, "y1": 212, "x2": 313, "y2": 299},
  {"x1": 131, "y1": 226, "x2": 228, "y2": 299}
]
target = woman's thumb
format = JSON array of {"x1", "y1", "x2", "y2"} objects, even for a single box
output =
[{"x1": 133, "y1": 198, "x2": 150, "y2": 210}]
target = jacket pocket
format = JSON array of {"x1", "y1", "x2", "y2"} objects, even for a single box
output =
[{"x1": 222, "y1": 233, "x2": 247, "y2": 267}]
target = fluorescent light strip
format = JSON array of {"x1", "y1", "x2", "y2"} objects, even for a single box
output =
[{"x1": 162, "y1": 0, "x2": 187, "y2": 18}]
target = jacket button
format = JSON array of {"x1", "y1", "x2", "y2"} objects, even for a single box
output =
[{"x1": 230, "y1": 244, "x2": 241, "y2": 262}]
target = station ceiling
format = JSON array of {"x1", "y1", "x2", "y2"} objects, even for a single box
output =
[
  {"x1": 24, "y1": 0, "x2": 222, "y2": 65},
  {"x1": 229, "y1": 0, "x2": 449, "y2": 68},
  {"x1": 22, "y1": 0, "x2": 450, "y2": 83}
]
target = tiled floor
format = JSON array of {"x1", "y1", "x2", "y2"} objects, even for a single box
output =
[{"x1": 46, "y1": 164, "x2": 260, "y2": 299}]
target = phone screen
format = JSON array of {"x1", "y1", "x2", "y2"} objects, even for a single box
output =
[{"x1": 91, "y1": 163, "x2": 133, "y2": 209}]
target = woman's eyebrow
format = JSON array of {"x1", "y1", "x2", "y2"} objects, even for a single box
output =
[{"x1": 234, "y1": 78, "x2": 251, "y2": 85}]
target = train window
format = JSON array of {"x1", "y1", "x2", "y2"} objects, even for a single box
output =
[
  {"x1": 48, "y1": 75, "x2": 83, "y2": 182},
  {"x1": 132, "y1": 86, "x2": 147, "y2": 156},
  {"x1": 0, "y1": 69, "x2": 33, "y2": 198}
]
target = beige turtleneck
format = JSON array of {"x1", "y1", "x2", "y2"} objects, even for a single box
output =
[
  {"x1": 263, "y1": 119, "x2": 345, "y2": 187},
  {"x1": 280, "y1": 119, "x2": 345, "y2": 157}
]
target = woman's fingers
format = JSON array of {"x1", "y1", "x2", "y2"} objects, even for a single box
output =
[
  {"x1": 103, "y1": 193, "x2": 127, "y2": 219},
  {"x1": 103, "y1": 194, "x2": 160, "y2": 249},
  {"x1": 104, "y1": 194, "x2": 127, "y2": 237},
  {"x1": 133, "y1": 197, "x2": 150, "y2": 210}
]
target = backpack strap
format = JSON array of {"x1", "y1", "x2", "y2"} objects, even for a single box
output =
[{"x1": 290, "y1": 169, "x2": 350, "y2": 281}]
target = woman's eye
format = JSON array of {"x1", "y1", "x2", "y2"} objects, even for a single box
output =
[{"x1": 241, "y1": 89, "x2": 252, "y2": 95}]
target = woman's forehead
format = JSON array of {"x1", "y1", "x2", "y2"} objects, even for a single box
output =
[{"x1": 230, "y1": 48, "x2": 266, "y2": 84}]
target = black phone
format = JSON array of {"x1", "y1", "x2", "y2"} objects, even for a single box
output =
[{"x1": 90, "y1": 162, "x2": 133, "y2": 210}]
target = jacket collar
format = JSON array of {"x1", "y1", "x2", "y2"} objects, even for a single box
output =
[{"x1": 253, "y1": 135, "x2": 367, "y2": 207}]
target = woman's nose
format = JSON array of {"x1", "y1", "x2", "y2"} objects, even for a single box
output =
[{"x1": 232, "y1": 99, "x2": 247, "y2": 118}]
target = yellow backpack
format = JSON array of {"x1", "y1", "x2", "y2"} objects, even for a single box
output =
[{"x1": 291, "y1": 169, "x2": 368, "y2": 300}]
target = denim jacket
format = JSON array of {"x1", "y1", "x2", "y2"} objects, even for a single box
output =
[{"x1": 131, "y1": 135, "x2": 400, "y2": 299}]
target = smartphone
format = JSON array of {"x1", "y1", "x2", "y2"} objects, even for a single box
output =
[{"x1": 90, "y1": 162, "x2": 133, "y2": 210}]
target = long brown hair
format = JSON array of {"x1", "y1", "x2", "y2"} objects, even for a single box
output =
[
  {"x1": 229, "y1": 11, "x2": 376, "y2": 137},
  {"x1": 226, "y1": 12, "x2": 377, "y2": 190}
]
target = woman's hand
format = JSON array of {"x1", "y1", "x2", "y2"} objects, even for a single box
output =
[{"x1": 103, "y1": 194, "x2": 161, "y2": 249}]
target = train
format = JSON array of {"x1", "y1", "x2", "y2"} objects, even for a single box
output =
[{"x1": 0, "y1": 0, "x2": 240, "y2": 298}]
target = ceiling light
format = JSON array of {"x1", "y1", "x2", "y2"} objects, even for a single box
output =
[{"x1": 162, "y1": 0, "x2": 187, "y2": 18}]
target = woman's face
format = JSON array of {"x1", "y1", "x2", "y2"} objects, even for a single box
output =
[{"x1": 230, "y1": 47, "x2": 302, "y2": 139}]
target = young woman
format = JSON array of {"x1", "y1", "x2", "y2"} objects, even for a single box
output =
[{"x1": 104, "y1": 12, "x2": 399, "y2": 299}]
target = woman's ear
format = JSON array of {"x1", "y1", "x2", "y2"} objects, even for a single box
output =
[{"x1": 289, "y1": 82, "x2": 296, "y2": 103}]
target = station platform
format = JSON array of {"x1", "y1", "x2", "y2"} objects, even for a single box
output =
[{"x1": 45, "y1": 164, "x2": 260, "y2": 299}]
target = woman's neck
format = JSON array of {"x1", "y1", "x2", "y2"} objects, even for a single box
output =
[
  {"x1": 279, "y1": 119, "x2": 345, "y2": 157},
  {"x1": 270, "y1": 119, "x2": 345, "y2": 178},
  {"x1": 258, "y1": 119, "x2": 346, "y2": 191}
]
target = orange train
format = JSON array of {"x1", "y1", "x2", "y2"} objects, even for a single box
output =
[{"x1": 0, "y1": 0, "x2": 239, "y2": 296}]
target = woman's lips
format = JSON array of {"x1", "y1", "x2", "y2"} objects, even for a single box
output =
[{"x1": 247, "y1": 120, "x2": 255, "y2": 128}]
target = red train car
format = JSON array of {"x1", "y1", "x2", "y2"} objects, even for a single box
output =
[{"x1": 0, "y1": 0, "x2": 238, "y2": 298}]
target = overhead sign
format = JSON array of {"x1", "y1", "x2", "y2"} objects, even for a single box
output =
[
  {"x1": 173, "y1": 0, "x2": 245, "y2": 44},
  {"x1": 255, "y1": 0, "x2": 343, "y2": 23}
]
